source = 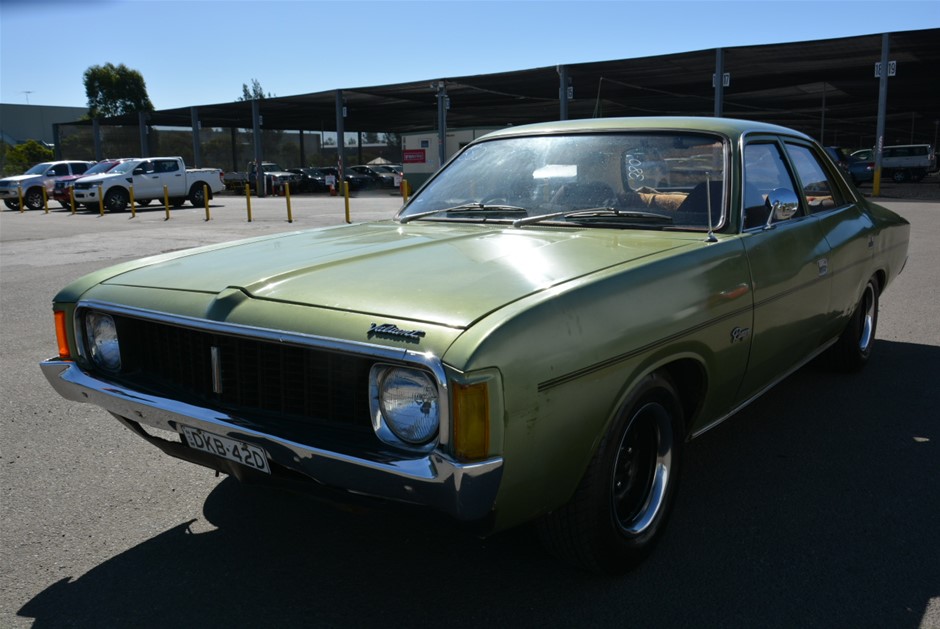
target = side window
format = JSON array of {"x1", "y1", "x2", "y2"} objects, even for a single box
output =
[
  {"x1": 71, "y1": 162, "x2": 90, "y2": 175},
  {"x1": 156, "y1": 160, "x2": 179, "y2": 173},
  {"x1": 785, "y1": 143, "x2": 845, "y2": 213},
  {"x1": 51, "y1": 164, "x2": 70, "y2": 176},
  {"x1": 742, "y1": 142, "x2": 800, "y2": 229}
]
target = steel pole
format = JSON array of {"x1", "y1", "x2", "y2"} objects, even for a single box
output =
[
  {"x1": 713, "y1": 48, "x2": 724, "y2": 118},
  {"x1": 873, "y1": 33, "x2": 890, "y2": 196}
]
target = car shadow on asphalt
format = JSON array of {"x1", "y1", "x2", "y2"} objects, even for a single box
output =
[{"x1": 18, "y1": 339, "x2": 940, "y2": 629}]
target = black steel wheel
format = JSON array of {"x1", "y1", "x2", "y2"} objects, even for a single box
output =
[
  {"x1": 104, "y1": 188, "x2": 128, "y2": 212},
  {"x1": 189, "y1": 184, "x2": 209, "y2": 206},
  {"x1": 4, "y1": 199, "x2": 19, "y2": 210},
  {"x1": 537, "y1": 372, "x2": 683, "y2": 573}
]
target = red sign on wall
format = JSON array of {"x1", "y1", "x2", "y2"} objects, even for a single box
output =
[{"x1": 403, "y1": 149, "x2": 426, "y2": 164}]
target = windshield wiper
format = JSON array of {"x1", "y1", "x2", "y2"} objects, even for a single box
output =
[
  {"x1": 512, "y1": 207, "x2": 673, "y2": 228},
  {"x1": 399, "y1": 202, "x2": 528, "y2": 224}
]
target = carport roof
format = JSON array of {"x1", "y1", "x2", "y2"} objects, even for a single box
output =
[{"x1": 78, "y1": 28, "x2": 940, "y2": 144}]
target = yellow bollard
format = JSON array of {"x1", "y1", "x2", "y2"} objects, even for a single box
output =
[
  {"x1": 98, "y1": 184, "x2": 104, "y2": 216},
  {"x1": 401, "y1": 178, "x2": 410, "y2": 203},
  {"x1": 69, "y1": 187, "x2": 76, "y2": 215},
  {"x1": 43, "y1": 186, "x2": 49, "y2": 213},
  {"x1": 344, "y1": 181, "x2": 351, "y2": 224},
  {"x1": 285, "y1": 182, "x2": 293, "y2": 223},
  {"x1": 17, "y1": 186, "x2": 24, "y2": 213},
  {"x1": 873, "y1": 167, "x2": 882, "y2": 197},
  {"x1": 203, "y1": 183, "x2": 210, "y2": 221},
  {"x1": 245, "y1": 183, "x2": 252, "y2": 222},
  {"x1": 163, "y1": 185, "x2": 171, "y2": 220},
  {"x1": 129, "y1": 185, "x2": 137, "y2": 218}
]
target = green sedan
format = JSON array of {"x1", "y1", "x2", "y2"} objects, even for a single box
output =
[{"x1": 40, "y1": 117, "x2": 910, "y2": 573}]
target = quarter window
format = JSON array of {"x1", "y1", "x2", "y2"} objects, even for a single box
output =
[{"x1": 785, "y1": 143, "x2": 845, "y2": 213}]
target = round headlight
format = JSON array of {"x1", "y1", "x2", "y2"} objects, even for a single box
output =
[
  {"x1": 85, "y1": 312, "x2": 121, "y2": 371},
  {"x1": 378, "y1": 367, "x2": 439, "y2": 444}
]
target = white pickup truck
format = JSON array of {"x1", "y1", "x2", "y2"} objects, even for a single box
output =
[{"x1": 71, "y1": 157, "x2": 224, "y2": 211}]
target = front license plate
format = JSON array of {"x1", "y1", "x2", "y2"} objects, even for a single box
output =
[{"x1": 180, "y1": 425, "x2": 270, "y2": 474}]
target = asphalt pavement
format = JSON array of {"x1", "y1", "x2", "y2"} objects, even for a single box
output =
[{"x1": 1, "y1": 189, "x2": 938, "y2": 628}]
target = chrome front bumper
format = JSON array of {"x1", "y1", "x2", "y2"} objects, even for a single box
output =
[{"x1": 40, "y1": 359, "x2": 503, "y2": 522}]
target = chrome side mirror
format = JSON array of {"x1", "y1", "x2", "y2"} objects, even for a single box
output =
[{"x1": 765, "y1": 188, "x2": 799, "y2": 227}]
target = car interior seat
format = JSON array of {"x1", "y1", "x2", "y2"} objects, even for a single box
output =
[
  {"x1": 674, "y1": 180, "x2": 723, "y2": 226},
  {"x1": 551, "y1": 181, "x2": 616, "y2": 208}
]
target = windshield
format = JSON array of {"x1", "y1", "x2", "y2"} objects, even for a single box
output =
[
  {"x1": 24, "y1": 162, "x2": 54, "y2": 175},
  {"x1": 399, "y1": 132, "x2": 726, "y2": 230},
  {"x1": 110, "y1": 161, "x2": 139, "y2": 175},
  {"x1": 85, "y1": 161, "x2": 119, "y2": 175}
]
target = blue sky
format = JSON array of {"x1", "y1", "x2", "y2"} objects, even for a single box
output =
[{"x1": 1, "y1": 0, "x2": 937, "y2": 111}]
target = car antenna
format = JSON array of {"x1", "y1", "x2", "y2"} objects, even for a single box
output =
[{"x1": 704, "y1": 172, "x2": 718, "y2": 243}]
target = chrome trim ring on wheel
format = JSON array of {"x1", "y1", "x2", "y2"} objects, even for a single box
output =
[{"x1": 611, "y1": 400, "x2": 673, "y2": 536}]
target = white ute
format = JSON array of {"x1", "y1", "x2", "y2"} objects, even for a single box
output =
[{"x1": 71, "y1": 157, "x2": 224, "y2": 211}]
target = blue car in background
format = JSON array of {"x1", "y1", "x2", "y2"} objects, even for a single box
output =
[{"x1": 822, "y1": 147, "x2": 873, "y2": 186}]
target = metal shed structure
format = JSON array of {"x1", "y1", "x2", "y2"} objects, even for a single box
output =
[{"x1": 57, "y1": 28, "x2": 939, "y2": 177}]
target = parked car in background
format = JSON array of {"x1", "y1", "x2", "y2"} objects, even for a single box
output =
[
  {"x1": 40, "y1": 117, "x2": 909, "y2": 574},
  {"x1": 823, "y1": 146, "x2": 851, "y2": 172},
  {"x1": 247, "y1": 162, "x2": 303, "y2": 194},
  {"x1": 319, "y1": 166, "x2": 372, "y2": 191},
  {"x1": 71, "y1": 157, "x2": 224, "y2": 211},
  {"x1": 52, "y1": 159, "x2": 128, "y2": 208},
  {"x1": 371, "y1": 164, "x2": 404, "y2": 186},
  {"x1": 349, "y1": 165, "x2": 396, "y2": 188},
  {"x1": 847, "y1": 155, "x2": 875, "y2": 185},
  {"x1": 851, "y1": 144, "x2": 935, "y2": 182},
  {"x1": 0, "y1": 160, "x2": 94, "y2": 210},
  {"x1": 821, "y1": 145, "x2": 875, "y2": 186},
  {"x1": 287, "y1": 167, "x2": 330, "y2": 193}
]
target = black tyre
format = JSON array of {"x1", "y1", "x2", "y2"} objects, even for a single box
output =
[
  {"x1": 537, "y1": 372, "x2": 683, "y2": 573},
  {"x1": 59, "y1": 201, "x2": 73, "y2": 210},
  {"x1": 189, "y1": 184, "x2": 209, "y2": 206},
  {"x1": 104, "y1": 188, "x2": 128, "y2": 212},
  {"x1": 827, "y1": 276, "x2": 879, "y2": 372},
  {"x1": 135, "y1": 198, "x2": 152, "y2": 207},
  {"x1": 24, "y1": 187, "x2": 44, "y2": 210},
  {"x1": 171, "y1": 197, "x2": 186, "y2": 208},
  {"x1": 4, "y1": 199, "x2": 19, "y2": 210},
  {"x1": 892, "y1": 169, "x2": 909, "y2": 183}
]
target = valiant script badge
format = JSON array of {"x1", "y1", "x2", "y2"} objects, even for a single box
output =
[{"x1": 368, "y1": 323, "x2": 426, "y2": 342}]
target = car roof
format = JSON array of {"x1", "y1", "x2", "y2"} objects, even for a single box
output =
[{"x1": 478, "y1": 116, "x2": 813, "y2": 143}]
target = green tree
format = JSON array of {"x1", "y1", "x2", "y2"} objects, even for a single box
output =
[
  {"x1": 83, "y1": 63, "x2": 154, "y2": 119},
  {"x1": 238, "y1": 79, "x2": 275, "y2": 101},
  {"x1": 4, "y1": 139, "x2": 54, "y2": 174}
]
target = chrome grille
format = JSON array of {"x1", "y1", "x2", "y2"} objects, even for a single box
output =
[{"x1": 108, "y1": 315, "x2": 374, "y2": 441}]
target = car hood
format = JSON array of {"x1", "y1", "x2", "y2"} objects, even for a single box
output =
[
  {"x1": 75, "y1": 172, "x2": 126, "y2": 184},
  {"x1": 101, "y1": 222, "x2": 695, "y2": 328},
  {"x1": 1, "y1": 174, "x2": 42, "y2": 184}
]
